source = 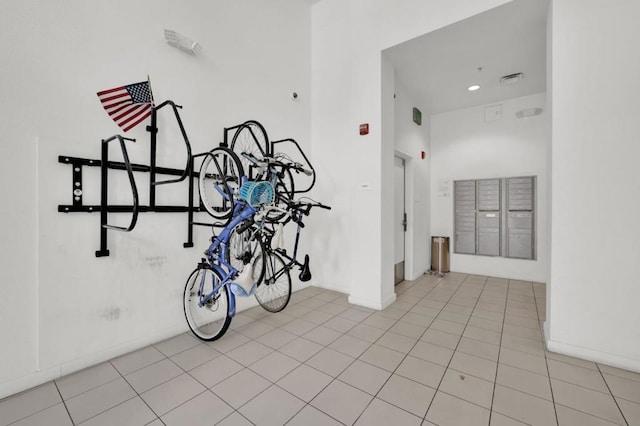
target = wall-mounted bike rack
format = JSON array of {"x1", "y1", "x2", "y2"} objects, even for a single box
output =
[
  {"x1": 271, "y1": 138, "x2": 316, "y2": 193},
  {"x1": 58, "y1": 100, "x2": 207, "y2": 257},
  {"x1": 58, "y1": 102, "x2": 316, "y2": 257}
]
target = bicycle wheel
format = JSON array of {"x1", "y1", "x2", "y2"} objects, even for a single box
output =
[
  {"x1": 198, "y1": 147, "x2": 244, "y2": 220},
  {"x1": 226, "y1": 225, "x2": 266, "y2": 286},
  {"x1": 254, "y1": 251, "x2": 291, "y2": 312},
  {"x1": 183, "y1": 266, "x2": 232, "y2": 341},
  {"x1": 231, "y1": 121, "x2": 269, "y2": 179},
  {"x1": 266, "y1": 165, "x2": 295, "y2": 223}
]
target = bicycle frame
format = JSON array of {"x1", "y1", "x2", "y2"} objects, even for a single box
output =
[
  {"x1": 196, "y1": 198, "x2": 257, "y2": 318},
  {"x1": 274, "y1": 209, "x2": 305, "y2": 270}
]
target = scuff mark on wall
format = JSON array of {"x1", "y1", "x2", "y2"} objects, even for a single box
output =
[
  {"x1": 143, "y1": 256, "x2": 167, "y2": 269},
  {"x1": 101, "y1": 307, "x2": 121, "y2": 321}
]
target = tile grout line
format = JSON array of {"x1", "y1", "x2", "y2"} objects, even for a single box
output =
[
  {"x1": 489, "y1": 280, "x2": 561, "y2": 425},
  {"x1": 533, "y1": 280, "x2": 560, "y2": 426},
  {"x1": 212, "y1": 290, "x2": 372, "y2": 426},
  {"x1": 52, "y1": 381, "x2": 75, "y2": 426},
  {"x1": 285, "y1": 274, "x2": 441, "y2": 424},
  {"x1": 54, "y1": 370, "x2": 123, "y2": 404},
  {"x1": 163, "y1": 326, "x2": 316, "y2": 425},
  {"x1": 347, "y1": 274, "x2": 446, "y2": 425},
  {"x1": 228, "y1": 288, "x2": 341, "y2": 425},
  {"x1": 266, "y1": 292, "x2": 387, "y2": 425},
  {"x1": 595, "y1": 363, "x2": 630, "y2": 426},
  {"x1": 351, "y1": 274, "x2": 458, "y2": 423},
  {"x1": 419, "y1": 274, "x2": 490, "y2": 423},
  {"x1": 185, "y1": 284, "x2": 628, "y2": 426},
  {"x1": 215, "y1": 407, "x2": 256, "y2": 426},
  {"x1": 302, "y1": 281, "x2": 426, "y2": 425},
  {"x1": 107, "y1": 358, "x2": 166, "y2": 425},
  {"x1": 54, "y1": 371, "x2": 145, "y2": 426},
  {"x1": 2, "y1": 383, "x2": 73, "y2": 426},
  {"x1": 487, "y1": 278, "x2": 509, "y2": 426}
]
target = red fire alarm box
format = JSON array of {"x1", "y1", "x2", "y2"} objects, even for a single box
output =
[
  {"x1": 359, "y1": 123, "x2": 369, "y2": 135},
  {"x1": 421, "y1": 151, "x2": 426, "y2": 159}
]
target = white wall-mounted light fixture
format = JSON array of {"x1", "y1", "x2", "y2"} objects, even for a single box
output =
[{"x1": 164, "y1": 29, "x2": 202, "y2": 55}]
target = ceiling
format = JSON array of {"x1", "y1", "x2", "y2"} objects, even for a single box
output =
[{"x1": 383, "y1": 0, "x2": 549, "y2": 115}]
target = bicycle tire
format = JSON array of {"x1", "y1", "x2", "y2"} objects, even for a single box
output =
[
  {"x1": 226, "y1": 224, "x2": 266, "y2": 287},
  {"x1": 254, "y1": 250, "x2": 291, "y2": 312},
  {"x1": 231, "y1": 121, "x2": 269, "y2": 179},
  {"x1": 183, "y1": 266, "x2": 232, "y2": 341},
  {"x1": 198, "y1": 147, "x2": 244, "y2": 220}
]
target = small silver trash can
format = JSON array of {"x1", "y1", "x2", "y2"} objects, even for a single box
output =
[{"x1": 431, "y1": 236, "x2": 450, "y2": 275}]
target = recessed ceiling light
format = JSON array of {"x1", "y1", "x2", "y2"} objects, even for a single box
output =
[{"x1": 468, "y1": 85, "x2": 480, "y2": 91}]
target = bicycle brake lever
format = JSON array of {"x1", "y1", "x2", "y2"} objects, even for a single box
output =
[{"x1": 292, "y1": 162, "x2": 313, "y2": 176}]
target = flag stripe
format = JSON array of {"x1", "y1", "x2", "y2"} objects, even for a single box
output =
[
  {"x1": 96, "y1": 86, "x2": 126, "y2": 96},
  {"x1": 104, "y1": 101, "x2": 133, "y2": 116},
  {"x1": 99, "y1": 91, "x2": 130, "y2": 104},
  {"x1": 118, "y1": 104, "x2": 151, "y2": 127},
  {"x1": 113, "y1": 104, "x2": 143, "y2": 122},
  {"x1": 122, "y1": 110, "x2": 152, "y2": 132},
  {"x1": 97, "y1": 80, "x2": 154, "y2": 132}
]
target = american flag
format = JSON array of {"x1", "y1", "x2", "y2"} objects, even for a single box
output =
[{"x1": 97, "y1": 80, "x2": 155, "y2": 132}]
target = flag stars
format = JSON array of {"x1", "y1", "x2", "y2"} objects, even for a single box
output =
[{"x1": 126, "y1": 82, "x2": 153, "y2": 104}]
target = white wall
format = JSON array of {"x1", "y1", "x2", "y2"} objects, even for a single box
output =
[
  {"x1": 430, "y1": 93, "x2": 549, "y2": 282},
  {"x1": 311, "y1": 0, "x2": 511, "y2": 310},
  {"x1": 0, "y1": 0, "x2": 311, "y2": 398},
  {"x1": 391, "y1": 78, "x2": 431, "y2": 279},
  {"x1": 548, "y1": 0, "x2": 640, "y2": 372}
]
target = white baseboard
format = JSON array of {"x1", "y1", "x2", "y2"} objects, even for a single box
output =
[
  {"x1": 546, "y1": 333, "x2": 640, "y2": 374},
  {"x1": 0, "y1": 324, "x2": 186, "y2": 400},
  {"x1": 0, "y1": 365, "x2": 60, "y2": 401},
  {"x1": 380, "y1": 292, "x2": 397, "y2": 310},
  {"x1": 312, "y1": 282, "x2": 349, "y2": 295},
  {"x1": 348, "y1": 292, "x2": 396, "y2": 311},
  {"x1": 543, "y1": 320, "x2": 550, "y2": 343}
]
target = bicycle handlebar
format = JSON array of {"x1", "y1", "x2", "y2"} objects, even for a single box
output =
[
  {"x1": 293, "y1": 163, "x2": 313, "y2": 176},
  {"x1": 241, "y1": 152, "x2": 312, "y2": 176},
  {"x1": 287, "y1": 199, "x2": 332, "y2": 216},
  {"x1": 244, "y1": 200, "x2": 330, "y2": 229}
]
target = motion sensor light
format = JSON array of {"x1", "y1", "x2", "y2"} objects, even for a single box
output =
[
  {"x1": 164, "y1": 29, "x2": 202, "y2": 55},
  {"x1": 468, "y1": 85, "x2": 480, "y2": 91}
]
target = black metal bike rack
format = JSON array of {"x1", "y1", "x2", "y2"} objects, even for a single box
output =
[
  {"x1": 58, "y1": 100, "x2": 205, "y2": 257},
  {"x1": 270, "y1": 138, "x2": 316, "y2": 193},
  {"x1": 96, "y1": 135, "x2": 139, "y2": 257},
  {"x1": 58, "y1": 110, "x2": 316, "y2": 257}
]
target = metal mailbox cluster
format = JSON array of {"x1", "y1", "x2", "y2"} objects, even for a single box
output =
[{"x1": 454, "y1": 176, "x2": 536, "y2": 260}]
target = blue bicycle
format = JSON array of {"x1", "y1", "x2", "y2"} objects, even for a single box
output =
[
  {"x1": 185, "y1": 133, "x2": 326, "y2": 340},
  {"x1": 183, "y1": 147, "x2": 273, "y2": 341}
]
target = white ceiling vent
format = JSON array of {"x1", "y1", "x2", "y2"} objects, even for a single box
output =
[
  {"x1": 515, "y1": 107, "x2": 543, "y2": 119},
  {"x1": 500, "y1": 72, "x2": 524, "y2": 85}
]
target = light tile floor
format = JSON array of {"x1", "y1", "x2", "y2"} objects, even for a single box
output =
[{"x1": 2, "y1": 272, "x2": 640, "y2": 425}]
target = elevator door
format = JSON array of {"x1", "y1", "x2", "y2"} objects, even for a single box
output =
[{"x1": 394, "y1": 156, "x2": 406, "y2": 284}]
